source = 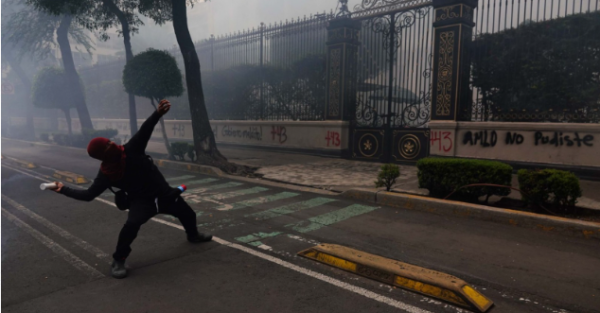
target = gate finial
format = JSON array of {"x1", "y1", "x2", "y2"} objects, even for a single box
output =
[{"x1": 336, "y1": 0, "x2": 352, "y2": 18}]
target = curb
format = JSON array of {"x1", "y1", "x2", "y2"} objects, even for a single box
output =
[
  {"x1": 341, "y1": 188, "x2": 600, "y2": 240},
  {"x1": 154, "y1": 158, "x2": 338, "y2": 195},
  {"x1": 153, "y1": 159, "x2": 224, "y2": 177},
  {"x1": 299, "y1": 243, "x2": 493, "y2": 312}
]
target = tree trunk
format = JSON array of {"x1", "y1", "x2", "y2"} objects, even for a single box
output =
[
  {"x1": 101, "y1": 0, "x2": 138, "y2": 136},
  {"x1": 171, "y1": 0, "x2": 235, "y2": 172},
  {"x1": 63, "y1": 108, "x2": 73, "y2": 136},
  {"x1": 151, "y1": 98, "x2": 174, "y2": 159},
  {"x1": 56, "y1": 14, "x2": 94, "y2": 131},
  {"x1": 5, "y1": 52, "x2": 35, "y2": 140}
]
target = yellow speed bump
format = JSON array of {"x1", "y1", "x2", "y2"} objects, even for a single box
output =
[
  {"x1": 298, "y1": 244, "x2": 493, "y2": 312},
  {"x1": 53, "y1": 171, "x2": 89, "y2": 184},
  {"x1": 3, "y1": 156, "x2": 37, "y2": 169}
]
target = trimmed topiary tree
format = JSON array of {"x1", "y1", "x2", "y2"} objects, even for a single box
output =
[
  {"x1": 32, "y1": 67, "x2": 80, "y2": 136},
  {"x1": 123, "y1": 48, "x2": 184, "y2": 159}
]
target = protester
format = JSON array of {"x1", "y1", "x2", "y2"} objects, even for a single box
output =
[{"x1": 50, "y1": 99, "x2": 212, "y2": 279}]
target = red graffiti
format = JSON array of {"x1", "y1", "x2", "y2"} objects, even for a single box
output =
[
  {"x1": 271, "y1": 126, "x2": 287, "y2": 144},
  {"x1": 325, "y1": 131, "x2": 341, "y2": 147},
  {"x1": 430, "y1": 131, "x2": 453, "y2": 152}
]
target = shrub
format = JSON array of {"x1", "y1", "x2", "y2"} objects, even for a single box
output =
[
  {"x1": 6, "y1": 126, "x2": 31, "y2": 140},
  {"x1": 417, "y1": 158, "x2": 513, "y2": 201},
  {"x1": 69, "y1": 134, "x2": 87, "y2": 148},
  {"x1": 518, "y1": 169, "x2": 582, "y2": 213},
  {"x1": 171, "y1": 142, "x2": 188, "y2": 161},
  {"x1": 40, "y1": 133, "x2": 50, "y2": 142},
  {"x1": 187, "y1": 144, "x2": 196, "y2": 162},
  {"x1": 375, "y1": 164, "x2": 400, "y2": 191},
  {"x1": 53, "y1": 133, "x2": 69, "y2": 146},
  {"x1": 471, "y1": 12, "x2": 600, "y2": 122},
  {"x1": 82, "y1": 128, "x2": 119, "y2": 141}
]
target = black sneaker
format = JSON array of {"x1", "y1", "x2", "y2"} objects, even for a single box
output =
[
  {"x1": 111, "y1": 259, "x2": 127, "y2": 279},
  {"x1": 188, "y1": 233, "x2": 213, "y2": 243}
]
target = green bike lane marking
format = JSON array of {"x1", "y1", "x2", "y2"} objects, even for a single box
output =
[
  {"x1": 285, "y1": 204, "x2": 379, "y2": 233},
  {"x1": 165, "y1": 175, "x2": 196, "y2": 183},
  {"x1": 165, "y1": 185, "x2": 266, "y2": 221},
  {"x1": 178, "y1": 178, "x2": 218, "y2": 186},
  {"x1": 204, "y1": 186, "x2": 269, "y2": 202},
  {"x1": 235, "y1": 232, "x2": 283, "y2": 247},
  {"x1": 246, "y1": 197, "x2": 336, "y2": 220},
  {"x1": 99, "y1": 178, "x2": 218, "y2": 199},
  {"x1": 235, "y1": 203, "x2": 379, "y2": 246},
  {"x1": 213, "y1": 192, "x2": 299, "y2": 211},
  {"x1": 198, "y1": 196, "x2": 336, "y2": 231}
]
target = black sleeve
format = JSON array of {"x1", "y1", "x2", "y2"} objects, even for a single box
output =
[
  {"x1": 59, "y1": 173, "x2": 109, "y2": 202},
  {"x1": 126, "y1": 111, "x2": 161, "y2": 155}
]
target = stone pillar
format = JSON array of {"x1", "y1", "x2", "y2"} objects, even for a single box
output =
[
  {"x1": 431, "y1": 0, "x2": 477, "y2": 121},
  {"x1": 325, "y1": 18, "x2": 361, "y2": 121}
]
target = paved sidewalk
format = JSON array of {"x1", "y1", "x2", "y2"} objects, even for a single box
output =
[
  {"x1": 146, "y1": 141, "x2": 421, "y2": 193},
  {"x1": 145, "y1": 141, "x2": 600, "y2": 210}
]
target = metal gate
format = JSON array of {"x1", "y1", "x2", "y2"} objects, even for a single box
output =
[{"x1": 350, "y1": 0, "x2": 434, "y2": 163}]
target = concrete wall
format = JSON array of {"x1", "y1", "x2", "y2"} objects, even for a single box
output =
[
  {"x1": 18, "y1": 117, "x2": 349, "y2": 155},
  {"x1": 429, "y1": 121, "x2": 600, "y2": 168},
  {"x1": 11, "y1": 116, "x2": 598, "y2": 167}
]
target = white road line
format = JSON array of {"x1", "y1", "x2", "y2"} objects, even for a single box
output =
[
  {"x1": 2, "y1": 163, "x2": 432, "y2": 313},
  {"x1": 1, "y1": 208, "x2": 105, "y2": 279},
  {"x1": 1, "y1": 195, "x2": 111, "y2": 262},
  {"x1": 2, "y1": 163, "x2": 55, "y2": 182}
]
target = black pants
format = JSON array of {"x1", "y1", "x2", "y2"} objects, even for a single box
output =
[{"x1": 113, "y1": 196, "x2": 199, "y2": 260}]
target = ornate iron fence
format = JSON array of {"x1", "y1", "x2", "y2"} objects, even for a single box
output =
[
  {"x1": 469, "y1": 0, "x2": 600, "y2": 123},
  {"x1": 352, "y1": 1, "x2": 434, "y2": 129},
  {"x1": 193, "y1": 13, "x2": 335, "y2": 121}
]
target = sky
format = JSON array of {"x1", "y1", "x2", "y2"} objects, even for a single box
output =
[{"x1": 129, "y1": 0, "x2": 360, "y2": 53}]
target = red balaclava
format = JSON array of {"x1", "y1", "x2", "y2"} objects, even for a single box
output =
[{"x1": 87, "y1": 137, "x2": 126, "y2": 181}]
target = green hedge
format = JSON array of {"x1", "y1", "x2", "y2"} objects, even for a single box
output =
[
  {"x1": 417, "y1": 158, "x2": 513, "y2": 201},
  {"x1": 82, "y1": 128, "x2": 119, "y2": 141},
  {"x1": 171, "y1": 142, "x2": 188, "y2": 161},
  {"x1": 39, "y1": 133, "x2": 50, "y2": 142},
  {"x1": 471, "y1": 12, "x2": 600, "y2": 122},
  {"x1": 187, "y1": 144, "x2": 196, "y2": 162},
  {"x1": 517, "y1": 169, "x2": 582, "y2": 212}
]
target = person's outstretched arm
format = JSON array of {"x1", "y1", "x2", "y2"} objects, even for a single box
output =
[
  {"x1": 127, "y1": 99, "x2": 171, "y2": 155},
  {"x1": 52, "y1": 173, "x2": 109, "y2": 202}
]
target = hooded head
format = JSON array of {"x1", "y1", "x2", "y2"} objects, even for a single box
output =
[{"x1": 87, "y1": 137, "x2": 126, "y2": 181}]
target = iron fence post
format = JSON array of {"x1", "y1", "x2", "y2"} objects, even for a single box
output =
[
  {"x1": 384, "y1": 13, "x2": 397, "y2": 163},
  {"x1": 430, "y1": 0, "x2": 478, "y2": 121},
  {"x1": 260, "y1": 22, "x2": 265, "y2": 119},
  {"x1": 210, "y1": 34, "x2": 215, "y2": 71},
  {"x1": 324, "y1": 17, "x2": 361, "y2": 121}
]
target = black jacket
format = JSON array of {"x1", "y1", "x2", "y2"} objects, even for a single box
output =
[{"x1": 60, "y1": 111, "x2": 174, "y2": 204}]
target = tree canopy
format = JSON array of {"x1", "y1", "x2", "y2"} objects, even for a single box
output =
[
  {"x1": 471, "y1": 11, "x2": 600, "y2": 122},
  {"x1": 3, "y1": 0, "x2": 92, "y2": 62},
  {"x1": 25, "y1": 0, "x2": 142, "y2": 41},
  {"x1": 123, "y1": 48, "x2": 184, "y2": 100},
  {"x1": 32, "y1": 67, "x2": 81, "y2": 111}
]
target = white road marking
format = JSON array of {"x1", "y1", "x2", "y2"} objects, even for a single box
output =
[
  {"x1": 1, "y1": 195, "x2": 111, "y2": 262},
  {"x1": 3, "y1": 163, "x2": 434, "y2": 313},
  {"x1": 1, "y1": 207, "x2": 105, "y2": 279}
]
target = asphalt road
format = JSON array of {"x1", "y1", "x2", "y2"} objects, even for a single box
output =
[{"x1": 2, "y1": 138, "x2": 600, "y2": 313}]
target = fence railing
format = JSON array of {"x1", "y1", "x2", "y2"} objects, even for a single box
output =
[
  {"x1": 192, "y1": 13, "x2": 335, "y2": 121},
  {"x1": 353, "y1": 4, "x2": 434, "y2": 129},
  {"x1": 75, "y1": 0, "x2": 599, "y2": 125},
  {"x1": 469, "y1": 0, "x2": 600, "y2": 123}
]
